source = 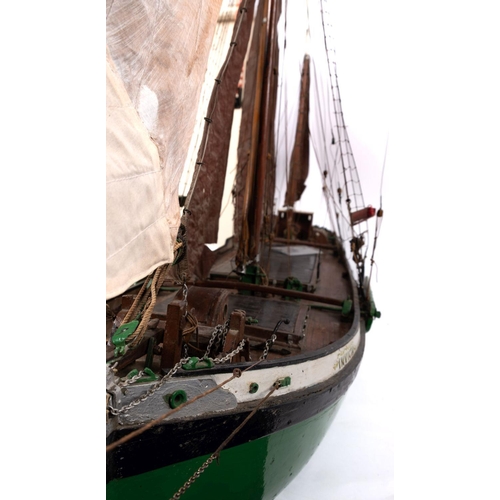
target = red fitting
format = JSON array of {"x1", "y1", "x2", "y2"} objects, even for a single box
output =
[{"x1": 350, "y1": 206, "x2": 376, "y2": 225}]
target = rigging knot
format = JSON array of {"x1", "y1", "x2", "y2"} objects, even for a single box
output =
[
  {"x1": 350, "y1": 235, "x2": 365, "y2": 264},
  {"x1": 173, "y1": 223, "x2": 187, "y2": 265},
  {"x1": 182, "y1": 311, "x2": 198, "y2": 339}
]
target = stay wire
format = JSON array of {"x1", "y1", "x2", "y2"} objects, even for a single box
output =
[{"x1": 367, "y1": 134, "x2": 388, "y2": 289}]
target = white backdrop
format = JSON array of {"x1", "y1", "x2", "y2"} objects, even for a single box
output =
[{"x1": 279, "y1": 0, "x2": 499, "y2": 498}]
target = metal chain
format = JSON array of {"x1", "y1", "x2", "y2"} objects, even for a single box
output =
[
  {"x1": 205, "y1": 320, "x2": 230, "y2": 357},
  {"x1": 108, "y1": 331, "x2": 245, "y2": 416},
  {"x1": 121, "y1": 371, "x2": 146, "y2": 386},
  {"x1": 107, "y1": 357, "x2": 190, "y2": 415},
  {"x1": 170, "y1": 455, "x2": 217, "y2": 500},
  {"x1": 210, "y1": 339, "x2": 246, "y2": 364},
  {"x1": 169, "y1": 376, "x2": 280, "y2": 500},
  {"x1": 260, "y1": 334, "x2": 277, "y2": 360},
  {"x1": 108, "y1": 309, "x2": 250, "y2": 417}
]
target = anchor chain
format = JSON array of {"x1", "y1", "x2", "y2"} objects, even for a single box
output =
[
  {"x1": 260, "y1": 334, "x2": 277, "y2": 360},
  {"x1": 169, "y1": 380, "x2": 280, "y2": 500},
  {"x1": 259, "y1": 319, "x2": 290, "y2": 360},
  {"x1": 170, "y1": 456, "x2": 217, "y2": 500},
  {"x1": 107, "y1": 357, "x2": 190, "y2": 416},
  {"x1": 107, "y1": 327, "x2": 246, "y2": 416},
  {"x1": 106, "y1": 367, "x2": 245, "y2": 454},
  {"x1": 211, "y1": 338, "x2": 246, "y2": 364},
  {"x1": 204, "y1": 320, "x2": 230, "y2": 357}
]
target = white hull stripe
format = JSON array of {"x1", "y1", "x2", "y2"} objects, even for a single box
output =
[{"x1": 210, "y1": 328, "x2": 361, "y2": 403}]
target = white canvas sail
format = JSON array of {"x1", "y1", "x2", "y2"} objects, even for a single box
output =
[
  {"x1": 106, "y1": 50, "x2": 172, "y2": 299},
  {"x1": 106, "y1": 0, "x2": 223, "y2": 299}
]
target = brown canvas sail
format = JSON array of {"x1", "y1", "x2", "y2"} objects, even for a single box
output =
[
  {"x1": 184, "y1": 0, "x2": 257, "y2": 280},
  {"x1": 284, "y1": 54, "x2": 310, "y2": 207},
  {"x1": 234, "y1": 0, "x2": 282, "y2": 266}
]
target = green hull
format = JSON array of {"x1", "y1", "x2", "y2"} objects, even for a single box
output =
[{"x1": 107, "y1": 396, "x2": 344, "y2": 500}]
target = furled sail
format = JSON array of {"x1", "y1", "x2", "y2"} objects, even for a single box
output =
[
  {"x1": 106, "y1": 0, "x2": 223, "y2": 299},
  {"x1": 234, "y1": 0, "x2": 282, "y2": 265},
  {"x1": 284, "y1": 54, "x2": 310, "y2": 207},
  {"x1": 184, "y1": 0, "x2": 256, "y2": 279}
]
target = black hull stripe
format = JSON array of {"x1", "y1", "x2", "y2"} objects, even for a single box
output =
[{"x1": 107, "y1": 331, "x2": 365, "y2": 481}]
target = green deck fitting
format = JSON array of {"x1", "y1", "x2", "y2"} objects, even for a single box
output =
[
  {"x1": 249, "y1": 382, "x2": 259, "y2": 394},
  {"x1": 278, "y1": 376, "x2": 291, "y2": 388},
  {"x1": 138, "y1": 368, "x2": 158, "y2": 382},
  {"x1": 112, "y1": 320, "x2": 139, "y2": 356},
  {"x1": 166, "y1": 390, "x2": 188, "y2": 409},
  {"x1": 310, "y1": 299, "x2": 352, "y2": 316},
  {"x1": 241, "y1": 265, "x2": 266, "y2": 286},
  {"x1": 341, "y1": 299, "x2": 353, "y2": 316},
  {"x1": 126, "y1": 369, "x2": 139, "y2": 379},
  {"x1": 365, "y1": 303, "x2": 381, "y2": 332},
  {"x1": 284, "y1": 277, "x2": 303, "y2": 291},
  {"x1": 182, "y1": 357, "x2": 215, "y2": 371},
  {"x1": 126, "y1": 367, "x2": 158, "y2": 383}
]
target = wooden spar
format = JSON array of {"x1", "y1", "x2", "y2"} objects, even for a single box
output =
[
  {"x1": 250, "y1": 0, "x2": 280, "y2": 261},
  {"x1": 236, "y1": 0, "x2": 269, "y2": 266},
  {"x1": 350, "y1": 206, "x2": 376, "y2": 225},
  {"x1": 236, "y1": 0, "x2": 281, "y2": 266},
  {"x1": 193, "y1": 280, "x2": 346, "y2": 307}
]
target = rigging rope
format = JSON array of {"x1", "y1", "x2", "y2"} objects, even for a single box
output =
[
  {"x1": 170, "y1": 381, "x2": 279, "y2": 499},
  {"x1": 127, "y1": 265, "x2": 170, "y2": 349},
  {"x1": 367, "y1": 134, "x2": 388, "y2": 290},
  {"x1": 309, "y1": 57, "x2": 345, "y2": 237},
  {"x1": 106, "y1": 370, "x2": 241, "y2": 454},
  {"x1": 106, "y1": 350, "x2": 277, "y2": 454},
  {"x1": 317, "y1": 0, "x2": 373, "y2": 286},
  {"x1": 115, "y1": 238, "x2": 186, "y2": 356},
  {"x1": 319, "y1": 2, "x2": 351, "y2": 225}
]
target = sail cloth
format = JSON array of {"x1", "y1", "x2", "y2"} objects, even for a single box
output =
[
  {"x1": 106, "y1": 0, "x2": 223, "y2": 299},
  {"x1": 106, "y1": 50, "x2": 171, "y2": 300},
  {"x1": 284, "y1": 54, "x2": 310, "y2": 206},
  {"x1": 233, "y1": 0, "x2": 282, "y2": 262}
]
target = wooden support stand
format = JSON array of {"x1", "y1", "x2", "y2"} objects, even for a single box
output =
[
  {"x1": 222, "y1": 310, "x2": 246, "y2": 363},
  {"x1": 161, "y1": 299, "x2": 185, "y2": 370}
]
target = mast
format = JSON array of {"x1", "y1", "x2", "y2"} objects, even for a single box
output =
[
  {"x1": 235, "y1": 0, "x2": 281, "y2": 267},
  {"x1": 250, "y1": 0, "x2": 280, "y2": 260}
]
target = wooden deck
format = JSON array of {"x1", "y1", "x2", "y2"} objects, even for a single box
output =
[
  {"x1": 209, "y1": 243, "x2": 353, "y2": 357},
  {"x1": 108, "y1": 238, "x2": 355, "y2": 373}
]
